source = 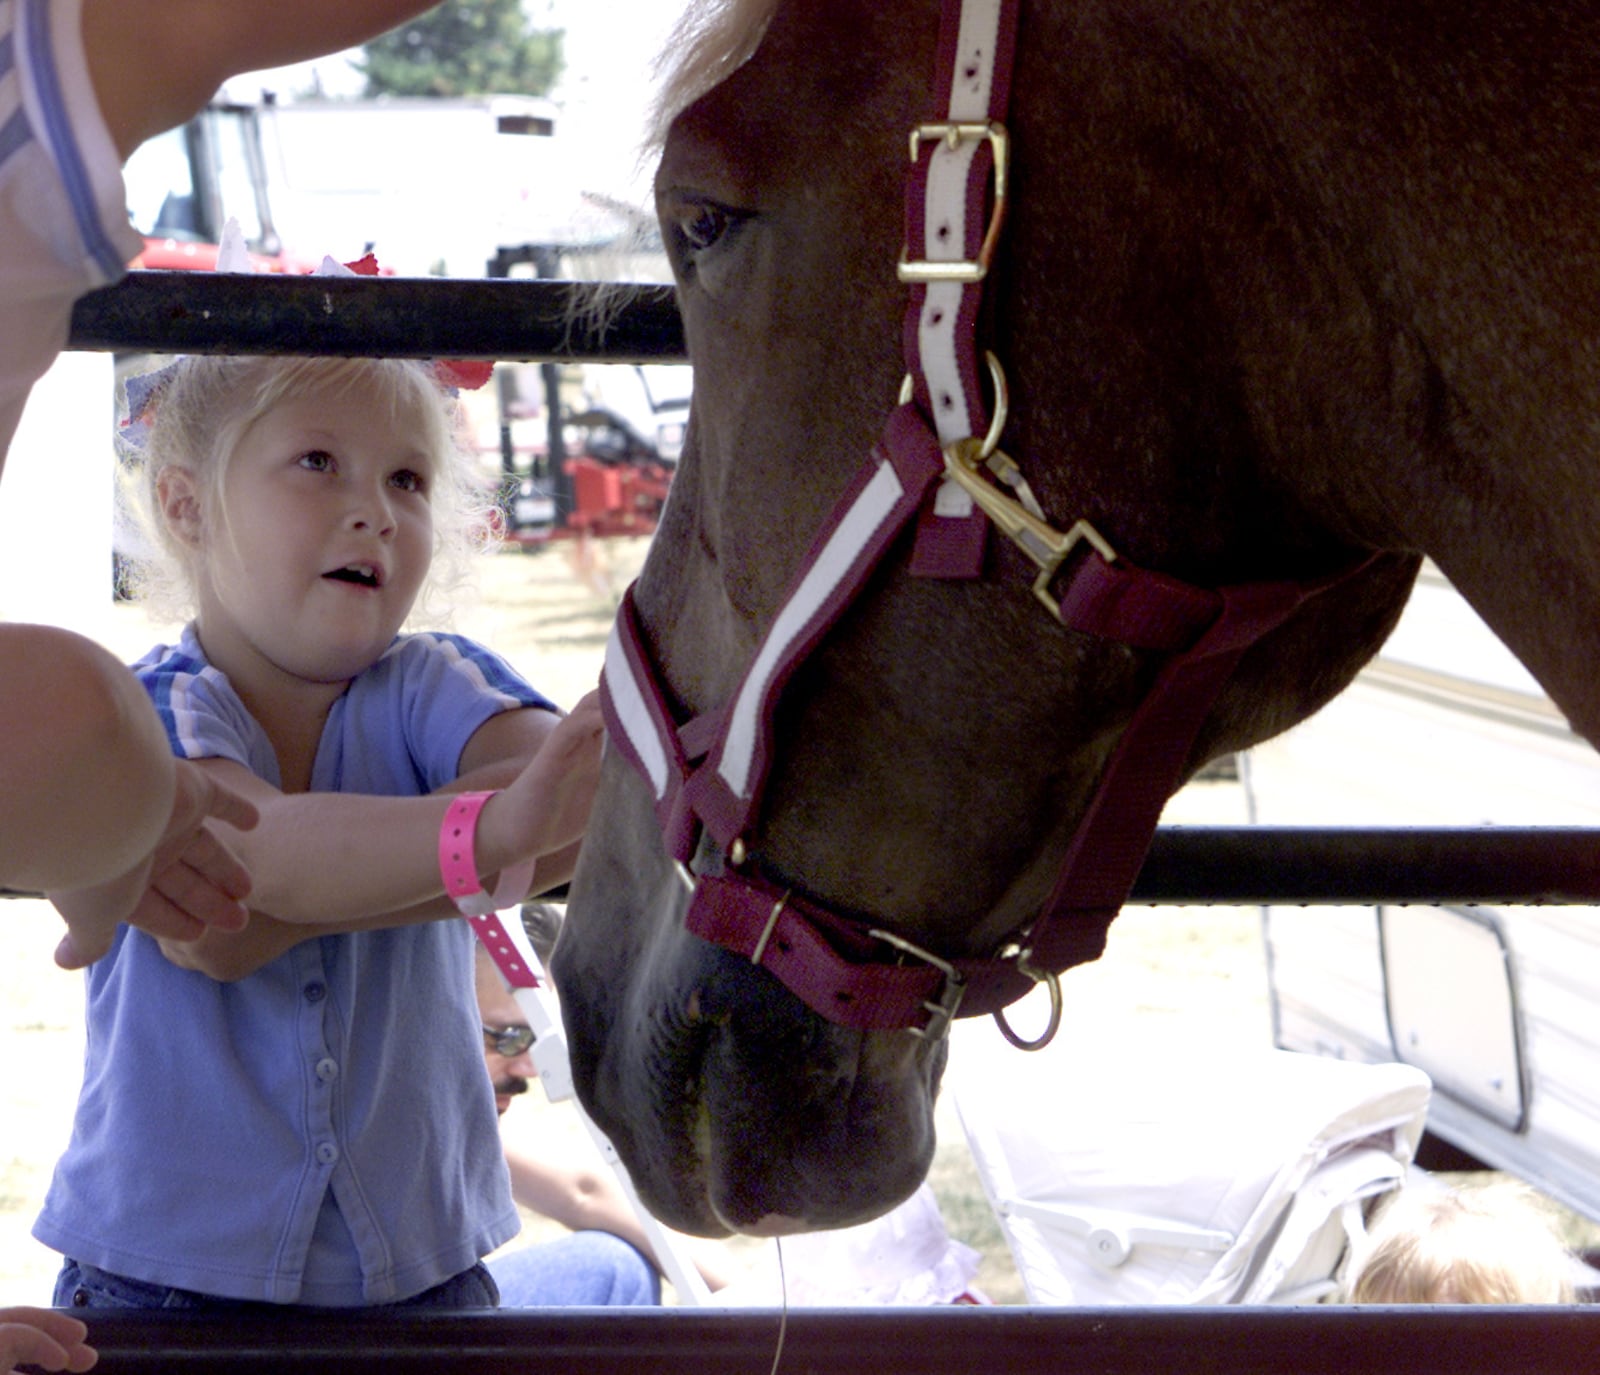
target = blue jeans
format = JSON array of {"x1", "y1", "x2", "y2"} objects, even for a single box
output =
[
  {"x1": 54, "y1": 1258, "x2": 499, "y2": 1311},
  {"x1": 486, "y1": 1231, "x2": 660, "y2": 1307}
]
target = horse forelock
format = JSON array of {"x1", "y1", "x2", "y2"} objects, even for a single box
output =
[{"x1": 648, "y1": 0, "x2": 783, "y2": 148}]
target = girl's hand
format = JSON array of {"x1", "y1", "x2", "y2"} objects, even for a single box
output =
[
  {"x1": 488, "y1": 691, "x2": 606, "y2": 869},
  {"x1": 0, "y1": 1306, "x2": 96, "y2": 1373}
]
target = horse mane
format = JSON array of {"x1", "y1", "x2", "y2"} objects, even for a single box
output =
[
  {"x1": 551, "y1": 2, "x2": 780, "y2": 344},
  {"x1": 647, "y1": 0, "x2": 781, "y2": 148}
]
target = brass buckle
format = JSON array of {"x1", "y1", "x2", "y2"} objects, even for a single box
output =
[
  {"x1": 869, "y1": 928, "x2": 966, "y2": 1040},
  {"x1": 942, "y1": 437, "x2": 1118, "y2": 620},
  {"x1": 897, "y1": 120, "x2": 1010, "y2": 284}
]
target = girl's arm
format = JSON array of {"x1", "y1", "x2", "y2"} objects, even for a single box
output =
[
  {"x1": 150, "y1": 693, "x2": 603, "y2": 978},
  {"x1": 158, "y1": 851, "x2": 578, "y2": 981},
  {"x1": 156, "y1": 897, "x2": 455, "y2": 982},
  {"x1": 214, "y1": 693, "x2": 600, "y2": 924},
  {"x1": 83, "y1": 0, "x2": 446, "y2": 159}
]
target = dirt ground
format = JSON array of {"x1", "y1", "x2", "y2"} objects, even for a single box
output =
[{"x1": 0, "y1": 535, "x2": 1273, "y2": 1307}]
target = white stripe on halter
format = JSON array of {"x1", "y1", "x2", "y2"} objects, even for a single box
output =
[{"x1": 718, "y1": 455, "x2": 908, "y2": 798}]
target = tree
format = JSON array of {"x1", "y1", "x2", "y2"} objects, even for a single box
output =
[{"x1": 358, "y1": 0, "x2": 563, "y2": 99}]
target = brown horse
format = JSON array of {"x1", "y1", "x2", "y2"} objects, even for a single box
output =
[{"x1": 554, "y1": 0, "x2": 1600, "y2": 1238}]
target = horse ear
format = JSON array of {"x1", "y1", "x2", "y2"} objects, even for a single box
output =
[{"x1": 156, "y1": 465, "x2": 204, "y2": 548}]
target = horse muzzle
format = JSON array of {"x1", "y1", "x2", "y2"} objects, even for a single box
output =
[{"x1": 558, "y1": 845, "x2": 944, "y2": 1236}]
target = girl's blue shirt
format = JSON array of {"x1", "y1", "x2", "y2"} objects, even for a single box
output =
[{"x1": 35, "y1": 625, "x2": 557, "y2": 1304}]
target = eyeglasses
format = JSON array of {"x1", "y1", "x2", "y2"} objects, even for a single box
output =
[{"x1": 482, "y1": 1024, "x2": 536, "y2": 1057}]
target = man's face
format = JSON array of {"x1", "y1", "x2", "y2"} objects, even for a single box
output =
[{"x1": 476, "y1": 960, "x2": 538, "y2": 1118}]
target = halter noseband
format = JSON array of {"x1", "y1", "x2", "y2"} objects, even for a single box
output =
[{"x1": 600, "y1": 0, "x2": 1371, "y2": 1048}]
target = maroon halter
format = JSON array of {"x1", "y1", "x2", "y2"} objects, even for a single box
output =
[{"x1": 600, "y1": 0, "x2": 1371, "y2": 1046}]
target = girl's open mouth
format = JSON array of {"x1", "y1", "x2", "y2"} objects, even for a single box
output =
[{"x1": 324, "y1": 563, "x2": 382, "y2": 589}]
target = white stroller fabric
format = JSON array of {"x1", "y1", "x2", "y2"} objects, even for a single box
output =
[
  {"x1": 713, "y1": 1182, "x2": 984, "y2": 1306},
  {"x1": 953, "y1": 1047, "x2": 1431, "y2": 1305}
]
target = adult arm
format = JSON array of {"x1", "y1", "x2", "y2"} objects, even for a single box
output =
[
  {"x1": 49, "y1": 757, "x2": 256, "y2": 969},
  {"x1": 83, "y1": 0, "x2": 445, "y2": 160},
  {"x1": 505, "y1": 1148, "x2": 650, "y2": 1250},
  {"x1": 1, "y1": 625, "x2": 178, "y2": 890},
  {"x1": 1, "y1": 626, "x2": 256, "y2": 966},
  {"x1": 505, "y1": 1149, "x2": 734, "y2": 1292}
]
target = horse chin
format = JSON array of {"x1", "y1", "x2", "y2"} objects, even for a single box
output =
[
  {"x1": 690, "y1": 972, "x2": 945, "y2": 1236},
  {"x1": 560, "y1": 859, "x2": 943, "y2": 1237}
]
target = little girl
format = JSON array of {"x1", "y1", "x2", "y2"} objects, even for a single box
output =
[{"x1": 37, "y1": 353, "x2": 604, "y2": 1310}]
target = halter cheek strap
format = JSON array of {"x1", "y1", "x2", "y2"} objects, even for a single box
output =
[
  {"x1": 599, "y1": 0, "x2": 1374, "y2": 1041},
  {"x1": 602, "y1": 533, "x2": 1371, "y2": 1036},
  {"x1": 901, "y1": 0, "x2": 1021, "y2": 580}
]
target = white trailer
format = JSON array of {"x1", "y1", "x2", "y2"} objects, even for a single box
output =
[
  {"x1": 257, "y1": 96, "x2": 634, "y2": 276},
  {"x1": 1245, "y1": 564, "x2": 1600, "y2": 1223}
]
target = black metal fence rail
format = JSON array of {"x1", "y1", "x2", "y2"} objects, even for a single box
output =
[
  {"x1": 1129, "y1": 825, "x2": 1600, "y2": 905},
  {"x1": 67, "y1": 272, "x2": 686, "y2": 363},
  {"x1": 42, "y1": 1306, "x2": 1600, "y2": 1375},
  {"x1": 10, "y1": 825, "x2": 1600, "y2": 906}
]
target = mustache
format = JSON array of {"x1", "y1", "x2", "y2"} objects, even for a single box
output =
[{"x1": 493, "y1": 1076, "x2": 530, "y2": 1099}]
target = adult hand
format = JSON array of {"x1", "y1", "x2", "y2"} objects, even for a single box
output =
[
  {"x1": 53, "y1": 762, "x2": 258, "y2": 970},
  {"x1": 0, "y1": 1306, "x2": 96, "y2": 1373}
]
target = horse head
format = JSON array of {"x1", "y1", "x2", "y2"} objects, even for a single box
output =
[{"x1": 558, "y1": 0, "x2": 1600, "y2": 1236}]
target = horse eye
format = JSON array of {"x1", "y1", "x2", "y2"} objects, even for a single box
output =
[
  {"x1": 679, "y1": 202, "x2": 731, "y2": 253},
  {"x1": 660, "y1": 193, "x2": 750, "y2": 290}
]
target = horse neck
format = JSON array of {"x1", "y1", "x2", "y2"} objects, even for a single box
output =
[
  {"x1": 1227, "y1": 5, "x2": 1600, "y2": 745},
  {"x1": 1019, "y1": 1, "x2": 1600, "y2": 744}
]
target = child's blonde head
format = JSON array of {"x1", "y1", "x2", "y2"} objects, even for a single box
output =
[
  {"x1": 1349, "y1": 1183, "x2": 1576, "y2": 1305},
  {"x1": 119, "y1": 355, "x2": 495, "y2": 626}
]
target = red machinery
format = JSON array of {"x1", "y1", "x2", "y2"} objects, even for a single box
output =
[
  {"x1": 505, "y1": 404, "x2": 679, "y2": 549},
  {"x1": 124, "y1": 100, "x2": 313, "y2": 275},
  {"x1": 565, "y1": 453, "x2": 674, "y2": 539}
]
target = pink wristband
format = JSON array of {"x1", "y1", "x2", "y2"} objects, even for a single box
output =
[
  {"x1": 442, "y1": 792, "x2": 540, "y2": 987},
  {"x1": 439, "y1": 791, "x2": 536, "y2": 918}
]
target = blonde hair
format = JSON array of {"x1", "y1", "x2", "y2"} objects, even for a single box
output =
[
  {"x1": 1349, "y1": 1183, "x2": 1576, "y2": 1305},
  {"x1": 647, "y1": 0, "x2": 780, "y2": 148},
  {"x1": 118, "y1": 355, "x2": 496, "y2": 628}
]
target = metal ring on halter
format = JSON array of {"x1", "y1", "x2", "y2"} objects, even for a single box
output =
[
  {"x1": 992, "y1": 951, "x2": 1063, "y2": 1051},
  {"x1": 899, "y1": 351, "x2": 1010, "y2": 458},
  {"x1": 975, "y1": 351, "x2": 1009, "y2": 457}
]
